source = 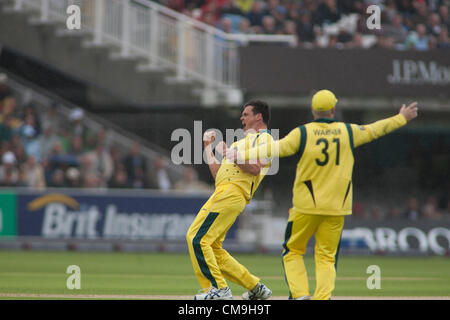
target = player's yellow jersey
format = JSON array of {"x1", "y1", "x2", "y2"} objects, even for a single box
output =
[
  {"x1": 244, "y1": 114, "x2": 407, "y2": 215},
  {"x1": 215, "y1": 130, "x2": 274, "y2": 202}
]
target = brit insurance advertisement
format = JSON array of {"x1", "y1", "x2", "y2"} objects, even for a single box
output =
[{"x1": 0, "y1": 189, "x2": 219, "y2": 240}]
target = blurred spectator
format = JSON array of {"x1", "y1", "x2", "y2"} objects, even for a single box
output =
[
  {"x1": 264, "y1": 0, "x2": 287, "y2": 29},
  {"x1": 79, "y1": 154, "x2": 92, "y2": 187},
  {"x1": 316, "y1": 0, "x2": 342, "y2": 25},
  {"x1": 164, "y1": 0, "x2": 185, "y2": 12},
  {"x1": 405, "y1": 23, "x2": 432, "y2": 50},
  {"x1": 220, "y1": 0, "x2": 244, "y2": 16},
  {"x1": 184, "y1": 0, "x2": 206, "y2": 18},
  {"x1": 337, "y1": 27, "x2": 353, "y2": 44},
  {"x1": 410, "y1": 1, "x2": 430, "y2": 27},
  {"x1": 285, "y1": 1, "x2": 300, "y2": 21},
  {"x1": 438, "y1": 186, "x2": 450, "y2": 215},
  {"x1": 219, "y1": 17, "x2": 234, "y2": 32},
  {"x1": 109, "y1": 144, "x2": 122, "y2": 172},
  {"x1": 0, "y1": 73, "x2": 13, "y2": 102},
  {"x1": 47, "y1": 140, "x2": 77, "y2": 168},
  {"x1": 0, "y1": 116, "x2": 13, "y2": 144},
  {"x1": 10, "y1": 135, "x2": 26, "y2": 166},
  {"x1": 174, "y1": 166, "x2": 213, "y2": 192},
  {"x1": 96, "y1": 127, "x2": 113, "y2": 150},
  {"x1": 185, "y1": 0, "x2": 207, "y2": 8},
  {"x1": 0, "y1": 97, "x2": 22, "y2": 130},
  {"x1": 238, "y1": 17, "x2": 252, "y2": 33},
  {"x1": 49, "y1": 169, "x2": 66, "y2": 188},
  {"x1": 427, "y1": 12, "x2": 443, "y2": 38},
  {"x1": 68, "y1": 135, "x2": 85, "y2": 158},
  {"x1": 82, "y1": 142, "x2": 113, "y2": 188},
  {"x1": 68, "y1": 107, "x2": 88, "y2": 143},
  {"x1": 65, "y1": 167, "x2": 82, "y2": 188},
  {"x1": 422, "y1": 195, "x2": 442, "y2": 220},
  {"x1": 20, "y1": 105, "x2": 42, "y2": 136},
  {"x1": 395, "y1": 0, "x2": 415, "y2": 16},
  {"x1": 199, "y1": 0, "x2": 223, "y2": 26},
  {"x1": 16, "y1": 166, "x2": 28, "y2": 187},
  {"x1": 328, "y1": 34, "x2": 339, "y2": 48},
  {"x1": 438, "y1": 5, "x2": 450, "y2": 31},
  {"x1": 346, "y1": 32, "x2": 364, "y2": 48},
  {"x1": 383, "y1": 0, "x2": 399, "y2": 23},
  {"x1": 83, "y1": 174, "x2": 100, "y2": 188},
  {"x1": 352, "y1": 201, "x2": 366, "y2": 219},
  {"x1": 36, "y1": 126, "x2": 62, "y2": 161},
  {"x1": 403, "y1": 197, "x2": 421, "y2": 221},
  {"x1": 236, "y1": 0, "x2": 254, "y2": 13},
  {"x1": 202, "y1": 10, "x2": 218, "y2": 26},
  {"x1": 283, "y1": 20, "x2": 298, "y2": 41},
  {"x1": 108, "y1": 163, "x2": 129, "y2": 189},
  {"x1": 337, "y1": 0, "x2": 364, "y2": 14},
  {"x1": 296, "y1": 12, "x2": 316, "y2": 44},
  {"x1": 444, "y1": 201, "x2": 450, "y2": 218},
  {"x1": 387, "y1": 205, "x2": 403, "y2": 220},
  {"x1": 41, "y1": 102, "x2": 63, "y2": 133},
  {"x1": 246, "y1": 1, "x2": 265, "y2": 27},
  {"x1": 261, "y1": 15, "x2": 277, "y2": 34},
  {"x1": 150, "y1": 156, "x2": 172, "y2": 191},
  {"x1": 436, "y1": 27, "x2": 450, "y2": 48},
  {"x1": 21, "y1": 156, "x2": 46, "y2": 190},
  {"x1": 427, "y1": 0, "x2": 441, "y2": 12},
  {"x1": 0, "y1": 141, "x2": 9, "y2": 157},
  {"x1": 20, "y1": 124, "x2": 40, "y2": 161},
  {"x1": 382, "y1": 13, "x2": 408, "y2": 45},
  {"x1": 376, "y1": 35, "x2": 396, "y2": 49},
  {"x1": 122, "y1": 142, "x2": 148, "y2": 188},
  {"x1": 18, "y1": 113, "x2": 38, "y2": 139},
  {"x1": 369, "y1": 205, "x2": 385, "y2": 221},
  {"x1": 0, "y1": 151, "x2": 19, "y2": 187}
]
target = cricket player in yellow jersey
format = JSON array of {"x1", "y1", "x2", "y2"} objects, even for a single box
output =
[
  {"x1": 186, "y1": 100, "x2": 275, "y2": 300},
  {"x1": 225, "y1": 90, "x2": 418, "y2": 300}
]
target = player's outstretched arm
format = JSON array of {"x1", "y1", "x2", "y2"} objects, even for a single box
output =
[
  {"x1": 352, "y1": 101, "x2": 418, "y2": 148},
  {"x1": 224, "y1": 127, "x2": 300, "y2": 163},
  {"x1": 219, "y1": 144, "x2": 263, "y2": 176}
]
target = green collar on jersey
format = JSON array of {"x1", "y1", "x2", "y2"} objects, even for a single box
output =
[
  {"x1": 313, "y1": 118, "x2": 336, "y2": 123},
  {"x1": 259, "y1": 129, "x2": 271, "y2": 134}
]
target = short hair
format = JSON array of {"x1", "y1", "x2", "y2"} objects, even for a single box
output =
[{"x1": 244, "y1": 100, "x2": 271, "y2": 125}]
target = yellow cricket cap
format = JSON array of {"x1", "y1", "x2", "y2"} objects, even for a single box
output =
[{"x1": 311, "y1": 90, "x2": 338, "y2": 111}]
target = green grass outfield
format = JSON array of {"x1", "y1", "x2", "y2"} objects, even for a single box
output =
[{"x1": 0, "y1": 250, "x2": 449, "y2": 299}]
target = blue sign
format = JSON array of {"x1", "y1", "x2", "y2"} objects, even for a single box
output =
[{"x1": 16, "y1": 190, "x2": 238, "y2": 240}]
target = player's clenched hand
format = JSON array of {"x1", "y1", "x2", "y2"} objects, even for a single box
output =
[
  {"x1": 203, "y1": 130, "x2": 216, "y2": 147},
  {"x1": 399, "y1": 102, "x2": 418, "y2": 122}
]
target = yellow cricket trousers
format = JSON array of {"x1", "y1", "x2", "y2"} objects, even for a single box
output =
[
  {"x1": 282, "y1": 211, "x2": 344, "y2": 300},
  {"x1": 186, "y1": 184, "x2": 260, "y2": 290}
]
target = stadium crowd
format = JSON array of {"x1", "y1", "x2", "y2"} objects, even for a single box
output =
[
  {"x1": 157, "y1": 0, "x2": 450, "y2": 50},
  {"x1": 0, "y1": 74, "x2": 211, "y2": 193}
]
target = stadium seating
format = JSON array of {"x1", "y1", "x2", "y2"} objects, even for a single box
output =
[
  {"x1": 0, "y1": 71, "x2": 198, "y2": 191},
  {"x1": 157, "y1": 0, "x2": 450, "y2": 50}
]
